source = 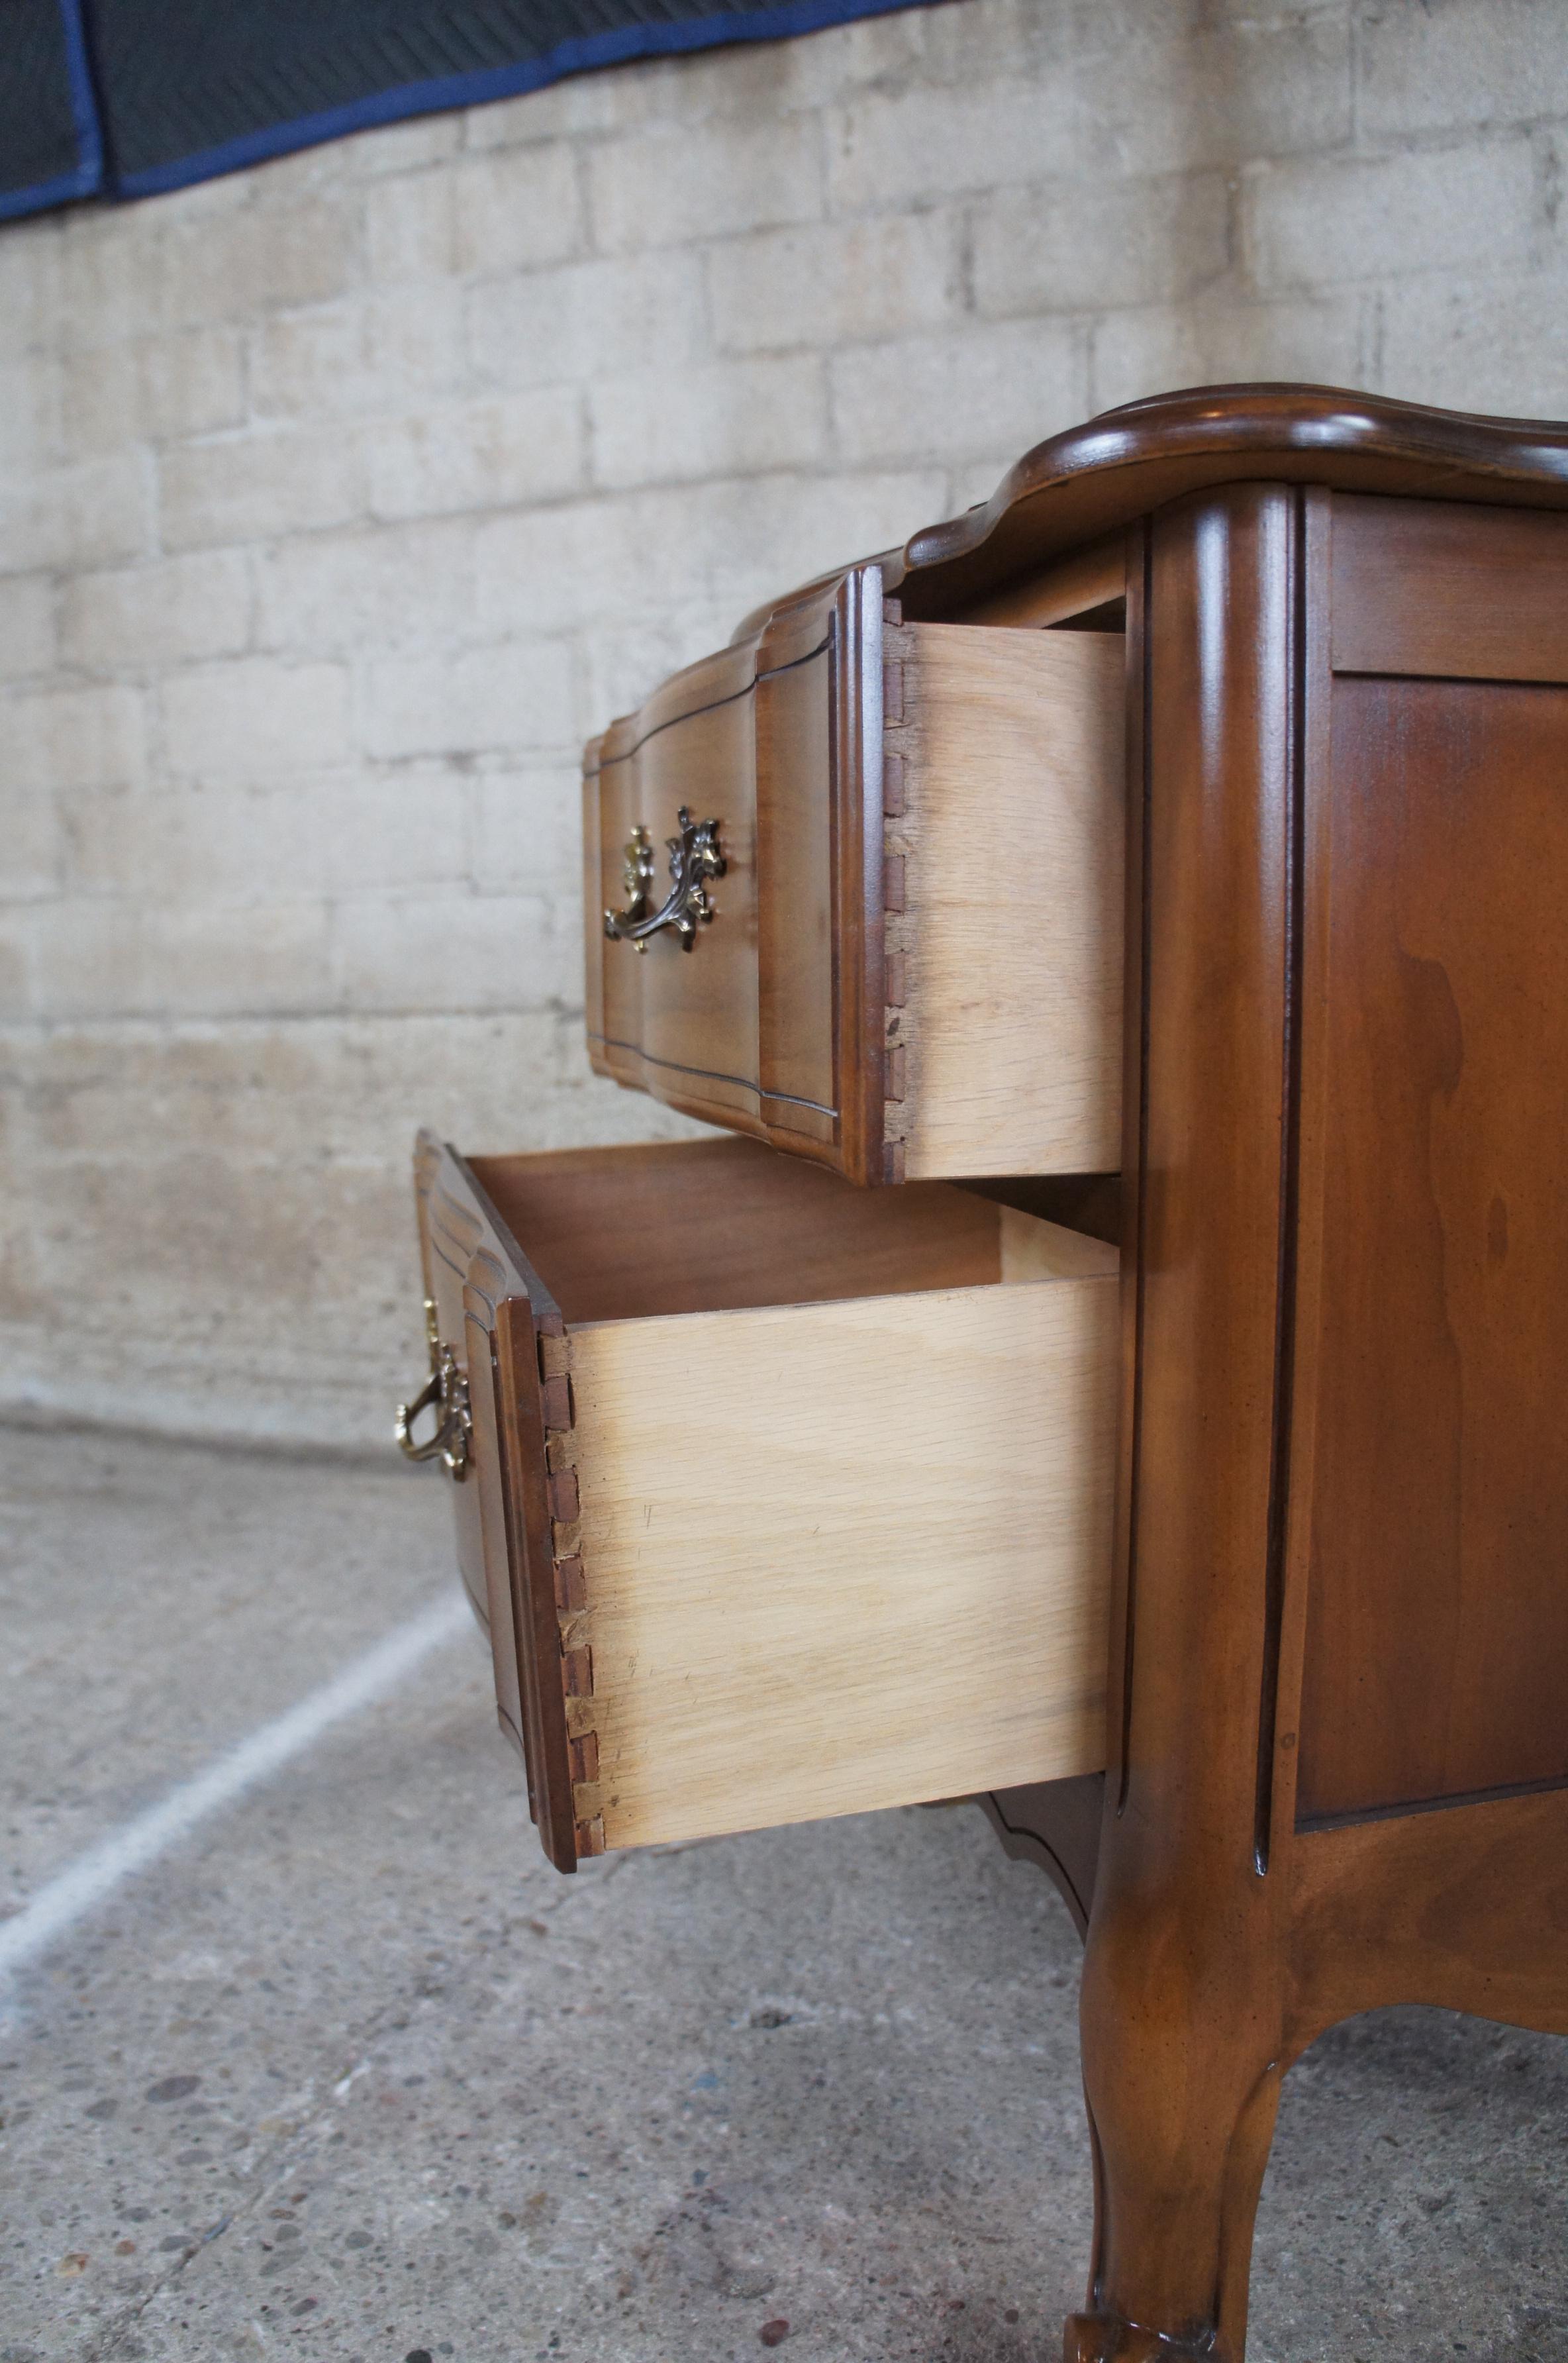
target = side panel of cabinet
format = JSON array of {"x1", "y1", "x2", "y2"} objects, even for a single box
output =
[{"x1": 1295, "y1": 496, "x2": 1568, "y2": 1825}]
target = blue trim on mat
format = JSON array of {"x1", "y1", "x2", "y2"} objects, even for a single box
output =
[
  {"x1": 113, "y1": 0, "x2": 927, "y2": 197},
  {"x1": 56, "y1": 0, "x2": 105, "y2": 188},
  {"x1": 0, "y1": 164, "x2": 91, "y2": 221},
  {"x1": 0, "y1": 0, "x2": 106, "y2": 219}
]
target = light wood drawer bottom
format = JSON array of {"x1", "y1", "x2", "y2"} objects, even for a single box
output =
[{"x1": 416, "y1": 1133, "x2": 1117, "y2": 1869}]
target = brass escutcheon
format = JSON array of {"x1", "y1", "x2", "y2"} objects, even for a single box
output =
[{"x1": 395, "y1": 1297, "x2": 471, "y2": 1479}]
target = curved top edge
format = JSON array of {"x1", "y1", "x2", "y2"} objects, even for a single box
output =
[{"x1": 887, "y1": 383, "x2": 1568, "y2": 613}]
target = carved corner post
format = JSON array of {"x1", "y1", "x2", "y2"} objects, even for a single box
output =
[{"x1": 1068, "y1": 485, "x2": 1308, "y2": 2363}]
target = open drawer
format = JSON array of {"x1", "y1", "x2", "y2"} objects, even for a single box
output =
[
  {"x1": 583, "y1": 571, "x2": 1125, "y2": 1187},
  {"x1": 411, "y1": 1132, "x2": 1118, "y2": 1872}
]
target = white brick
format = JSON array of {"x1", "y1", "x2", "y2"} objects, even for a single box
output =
[
  {"x1": 158, "y1": 425, "x2": 369, "y2": 550},
  {"x1": 708, "y1": 215, "x2": 959, "y2": 353},
  {"x1": 161, "y1": 660, "x2": 351, "y2": 781},
  {"x1": 827, "y1": 79, "x2": 1096, "y2": 212},
  {"x1": 366, "y1": 172, "x2": 458, "y2": 282},
  {"x1": 331, "y1": 891, "x2": 564, "y2": 1013},
  {"x1": 462, "y1": 65, "x2": 658, "y2": 150},
  {"x1": 0, "y1": 458, "x2": 148, "y2": 577},
  {"x1": 475, "y1": 470, "x2": 946, "y2": 639},
  {"x1": 1378, "y1": 272, "x2": 1568, "y2": 417},
  {"x1": 356, "y1": 638, "x2": 576, "y2": 759},
  {"x1": 1069, "y1": 14, "x2": 1351, "y2": 176},
  {"x1": 248, "y1": 286, "x2": 466, "y2": 419},
  {"x1": 1089, "y1": 293, "x2": 1364, "y2": 417},
  {"x1": 62, "y1": 329, "x2": 245, "y2": 456},
  {"x1": 578, "y1": 606, "x2": 740, "y2": 732},
  {"x1": 944, "y1": 453, "x2": 1034, "y2": 515},
  {"x1": 1244, "y1": 139, "x2": 1537, "y2": 292},
  {"x1": 0, "y1": 578, "x2": 56, "y2": 681},
  {"x1": 466, "y1": 251, "x2": 706, "y2": 389},
  {"x1": 12, "y1": 896, "x2": 332, "y2": 1021},
  {"x1": 662, "y1": 11, "x2": 926, "y2": 118},
  {"x1": 252, "y1": 519, "x2": 478, "y2": 654},
  {"x1": 452, "y1": 144, "x2": 585, "y2": 276},
  {"x1": 3, "y1": 681, "x2": 147, "y2": 793},
  {"x1": 348, "y1": 109, "x2": 465, "y2": 177},
  {"x1": 17, "y1": 0, "x2": 1568, "y2": 1454},
  {"x1": 1359, "y1": 0, "x2": 1568, "y2": 140},
  {"x1": 0, "y1": 764, "x2": 62, "y2": 898},
  {"x1": 61, "y1": 552, "x2": 252, "y2": 671},
  {"x1": 0, "y1": 218, "x2": 61, "y2": 355},
  {"x1": 471, "y1": 763, "x2": 585, "y2": 896},
  {"x1": 56, "y1": 211, "x2": 152, "y2": 352},
  {"x1": 61, "y1": 772, "x2": 471, "y2": 904},
  {"x1": 140, "y1": 326, "x2": 248, "y2": 440},
  {"x1": 317, "y1": 769, "x2": 473, "y2": 893},
  {"x1": 590, "y1": 355, "x2": 828, "y2": 489},
  {"x1": 975, "y1": 172, "x2": 1230, "y2": 318},
  {"x1": 368, "y1": 389, "x2": 585, "y2": 521},
  {"x1": 0, "y1": 358, "x2": 60, "y2": 472},
  {"x1": 154, "y1": 197, "x2": 361, "y2": 330},
  {"x1": 589, "y1": 116, "x2": 821, "y2": 252},
  {"x1": 829, "y1": 321, "x2": 1087, "y2": 468}
]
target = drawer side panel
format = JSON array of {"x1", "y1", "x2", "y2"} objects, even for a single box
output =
[
  {"x1": 892, "y1": 623, "x2": 1125, "y2": 1178},
  {"x1": 569, "y1": 1272, "x2": 1116, "y2": 1849}
]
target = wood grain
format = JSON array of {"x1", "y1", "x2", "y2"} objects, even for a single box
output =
[
  {"x1": 582, "y1": 576, "x2": 880, "y2": 1179},
  {"x1": 999, "y1": 1205, "x2": 1118, "y2": 1281},
  {"x1": 1296, "y1": 662, "x2": 1568, "y2": 1820},
  {"x1": 468, "y1": 1135, "x2": 1003, "y2": 1325},
  {"x1": 568, "y1": 1267, "x2": 1117, "y2": 1850},
  {"x1": 891, "y1": 383, "x2": 1568, "y2": 619},
  {"x1": 892, "y1": 623, "x2": 1124, "y2": 1176},
  {"x1": 1072, "y1": 487, "x2": 1300, "y2": 2363},
  {"x1": 588, "y1": 650, "x2": 764, "y2": 1132},
  {"x1": 960, "y1": 530, "x2": 1126, "y2": 627},
  {"x1": 1332, "y1": 492, "x2": 1568, "y2": 682}
]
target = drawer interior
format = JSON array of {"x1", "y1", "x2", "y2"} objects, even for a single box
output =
[
  {"x1": 465, "y1": 1136, "x2": 1118, "y2": 1861},
  {"x1": 467, "y1": 1134, "x2": 1088, "y2": 1323}
]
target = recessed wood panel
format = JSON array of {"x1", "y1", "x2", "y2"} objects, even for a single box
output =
[
  {"x1": 591, "y1": 665, "x2": 764, "y2": 1129},
  {"x1": 1297, "y1": 672, "x2": 1568, "y2": 1823},
  {"x1": 1332, "y1": 495, "x2": 1568, "y2": 683}
]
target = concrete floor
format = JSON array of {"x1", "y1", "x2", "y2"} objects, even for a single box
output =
[{"x1": 0, "y1": 1428, "x2": 1564, "y2": 2363}]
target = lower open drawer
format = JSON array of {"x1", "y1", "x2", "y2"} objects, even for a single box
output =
[{"x1": 411, "y1": 1131, "x2": 1117, "y2": 1871}]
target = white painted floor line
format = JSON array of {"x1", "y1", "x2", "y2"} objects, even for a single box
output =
[{"x1": 0, "y1": 1591, "x2": 473, "y2": 1983}]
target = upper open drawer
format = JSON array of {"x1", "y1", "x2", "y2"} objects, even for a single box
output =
[
  {"x1": 583, "y1": 570, "x2": 1126, "y2": 1187},
  {"x1": 412, "y1": 1131, "x2": 1118, "y2": 1871}
]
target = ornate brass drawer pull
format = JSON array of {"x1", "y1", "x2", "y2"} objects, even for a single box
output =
[
  {"x1": 395, "y1": 1298, "x2": 471, "y2": 1479},
  {"x1": 604, "y1": 809, "x2": 725, "y2": 952}
]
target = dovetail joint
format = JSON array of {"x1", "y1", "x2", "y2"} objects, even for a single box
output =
[
  {"x1": 538, "y1": 1328, "x2": 603, "y2": 1862},
  {"x1": 881, "y1": 623, "x2": 913, "y2": 1183}
]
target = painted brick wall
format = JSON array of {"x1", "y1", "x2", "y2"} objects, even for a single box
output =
[{"x1": 2, "y1": 0, "x2": 1565, "y2": 1445}]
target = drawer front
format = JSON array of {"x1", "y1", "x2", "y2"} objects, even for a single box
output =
[
  {"x1": 413, "y1": 1132, "x2": 578, "y2": 1869},
  {"x1": 585, "y1": 574, "x2": 884, "y2": 1183},
  {"x1": 584, "y1": 571, "x2": 1126, "y2": 1186},
  {"x1": 415, "y1": 1132, "x2": 1118, "y2": 1872}
]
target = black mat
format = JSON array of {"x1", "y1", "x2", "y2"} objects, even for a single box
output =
[{"x1": 1, "y1": 0, "x2": 928, "y2": 219}]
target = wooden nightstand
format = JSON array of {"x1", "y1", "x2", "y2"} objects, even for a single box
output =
[{"x1": 401, "y1": 385, "x2": 1568, "y2": 2363}]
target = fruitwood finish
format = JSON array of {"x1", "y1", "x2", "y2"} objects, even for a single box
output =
[
  {"x1": 584, "y1": 597, "x2": 1124, "y2": 1183},
  {"x1": 1072, "y1": 465, "x2": 1568, "y2": 2363},
  {"x1": 411, "y1": 389, "x2": 1568, "y2": 2360},
  {"x1": 583, "y1": 574, "x2": 885, "y2": 1180}
]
